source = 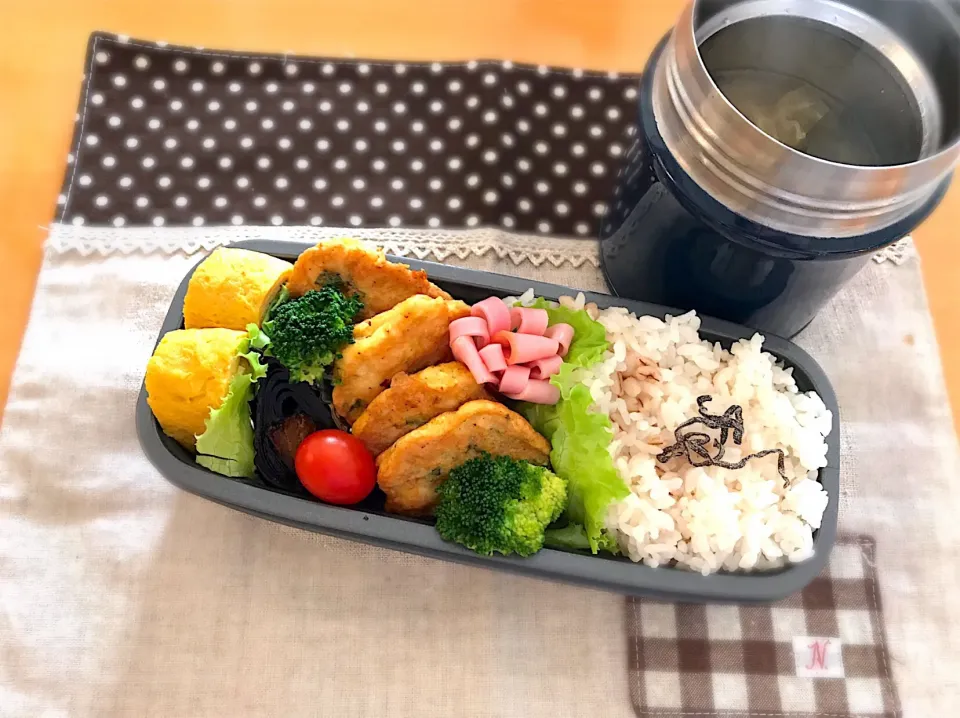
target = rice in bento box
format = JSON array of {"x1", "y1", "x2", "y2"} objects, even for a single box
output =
[{"x1": 543, "y1": 293, "x2": 833, "y2": 575}]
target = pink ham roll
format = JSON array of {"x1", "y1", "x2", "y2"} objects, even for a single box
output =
[
  {"x1": 544, "y1": 323, "x2": 575, "y2": 357},
  {"x1": 502, "y1": 379, "x2": 561, "y2": 405},
  {"x1": 451, "y1": 335, "x2": 497, "y2": 385},
  {"x1": 492, "y1": 331, "x2": 560, "y2": 365},
  {"x1": 470, "y1": 296, "x2": 511, "y2": 336},
  {"x1": 449, "y1": 316, "x2": 490, "y2": 349}
]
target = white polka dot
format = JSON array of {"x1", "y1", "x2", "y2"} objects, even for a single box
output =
[
  {"x1": 501, "y1": 94, "x2": 515, "y2": 109},
  {"x1": 535, "y1": 180, "x2": 551, "y2": 195},
  {"x1": 91, "y1": 93, "x2": 105, "y2": 107},
  {"x1": 391, "y1": 178, "x2": 404, "y2": 191},
  {"x1": 555, "y1": 201, "x2": 570, "y2": 216},
  {"x1": 356, "y1": 100, "x2": 370, "y2": 114},
  {"x1": 389, "y1": 215, "x2": 402, "y2": 227},
  {"x1": 338, "y1": 81, "x2": 353, "y2": 95},
  {"x1": 336, "y1": 119, "x2": 350, "y2": 132},
  {"x1": 257, "y1": 156, "x2": 271, "y2": 170},
  {"x1": 374, "y1": 120, "x2": 388, "y2": 133},
  {"x1": 281, "y1": 100, "x2": 296, "y2": 113},
  {"x1": 571, "y1": 143, "x2": 587, "y2": 157},
  {"x1": 214, "y1": 195, "x2": 229, "y2": 208},
  {"x1": 331, "y1": 195, "x2": 345, "y2": 207},
  {"x1": 101, "y1": 155, "x2": 117, "y2": 168},
  {"x1": 447, "y1": 157, "x2": 462, "y2": 171},
  {"x1": 130, "y1": 96, "x2": 144, "y2": 110},
  {"x1": 429, "y1": 139, "x2": 444, "y2": 153},
  {"x1": 534, "y1": 141, "x2": 549, "y2": 155},
  {"x1": 78, "y1": 174, "x2": 92, "y2": 186},
  {"x1": 573, "y1": 181, "x2": 588, "y2": 195},
  {"x1": 334, "y1": 158, "x2": 348, "y2": 171},
  {"x1": 226, "y1": 81, "x2": 243, "y2": 95},
  {"x1": 288, "y1": 195, "x2": 306, "y2": 210},
  {"x1": 261, "y1": 118, "x2": 275, "y2": 131},
  {"x1": 448, "y1": 117, "x2": 463, "y2": 132},
  {"x1": 411, "y1": 120, "x2": 425, "y2": 134},
  {"x1": 152, "y1": 79, "x2": 166, "y2": 91},
  {"x1": 410, "y1": 159, "x2": 425, "y2": 172},
  {"x1": 310, "y1": 215, "x2": 322, "y2": 225},
  {"x1": 70, "y1": 216, "x2": 85, "y2": 226},
  {"x1": 348, "y1": 215, "x2": 363, "y2": 226},
  {"x1": 517, "y1": 81, "x2": 531, "y2": 95},
  {"x1": 147, "y1": 118, "x2": 162, "y2": 130},
  {"x1": 118, "y1": 176, "x2": 133, "y2": 189},
  {"x1": 466, "y1": 214, "x2": 480, "y2": 227},
  {"x1": 537, "y1": 219, "x2": 553, "y2": 234},
  {"x1": 375, "y1": 82, "x2": 389, "y2": 95},
  {"x1": 298, "y1": 118, "x2": 313, "y2": 132},
  {"x1": 313, "y1": 178, "x2": 328, "y2": 191},
  {"x1": 497, "y1": 133, "x2": 514, "y2": 148},
  {"x1": 372, "y1": 158, "x2": 387, "y2": 172},
  {"x1": 352, "y1": 177, "x2": 366, "y2": 190},
  {"x1": 245, "y1": 100, "x2": 259, "y2": 112},
  {"x1": 466, "y1": 174, "x2": 481, "y2": 188},
  {"x1": 483, "y1": 189, "x2": 498, "y2": 204},
  {"x1": 411, "y1": 81, "x2": 425, "y2": 95},
  {"x1": 483, "y1": 110, "x2": 498, "y2": 124},
  {"x1": 356, "y1": 63, "x2": 371, "y2": 76},
  {"x1": 502, "y1": 215, "x2": 516, "y2": 228},
  {"x1": 588, "y1": 87, "x2": 603, "y2": 101},
  {"x1": 134, "y1": 55, "x2": 150, "y2": 70},
  {"x1": 606, "y1": 107, "x2": 622, "y2": 121},
  {"x1": 173, "y1": 59, "x2": 189, "y2": 74},
  {"x1": 295, "y1": 157, "x2": 310, "y2": 170},
  {"x1": 501, "y1": 173, "x2": 515, "y2": 188},
  {"x1": 232, "y1": 215, "x2": 245, "y2": 225},
  {"x1": 317, "y1": 100, "x2": 333, "y2": 114},
  {"x1": 429, "y1": 100, "x2": 444, "y2": 114},
  {"x1": 271, "y1": 215, "x2": 284, "y2": 226},
  {"x1": 170, "y1": 99, "x2": 183, "y2": 112},
  {"x1": 570, "y1": 105, "x2": 585, "y2": 120},
  {"x1": 85, "y1": 135, "x2": 99, "y2": 147},
  {"x1": 409, "y1": 197, "x2": 423, "y2": 209},
  {"x1": 152, "y1": 216, "x2": 165, "y2": 227},
  {"x1": 447, "y1": 78, "x2": 463, "y2": 93},
  {"x1": 609, "y1": 143, "x2": 624, "y2": 157},
  {"x1": 113, "y1": 216, "x2": 126, "y2": 227},
  {"x1": 157, "y1": 175, "x2": 172, "y2": 188},
  {"x1": 393, "y1": 101, "x2": 407, "y2": 115},
  {"x1": 217, "y1": 155, "x2": 232, "y2": 169},
  {"x1": 516, "y1": 158, "x2": 531, "y2": 172},
  {"x1": 278, "y1": 137, "x2": 292, "y2": 150},
  {"x1": 518, "y1": 198, "x2": 532, "y2": 212},
  {"x1": 285, "y1": 63, "x2": 299, "y2": 77},
  {"x1": 316, "y1": 138, "x2": 331, "y2": 152},
  {"x1": 551, "y1": 84, "x2": 567, "y2": 99},
  {"x1": 302, "y1": 81, "x2": 316, "y2": 94},
  {"x1": 516, "y1": 119, "x2": 531, "y2": 134},
  {"x1": 593, "y1": 202, "x2": 608, "y2": 217},
  {"x1": 322, "y1": 63, "x2": 335, "y2": 76},
  {"x1": 197, "y1": 176, "x2": 211, "y2": 189},
  {"x1": 483, "y1": 149, "x2": 497, "y2": 164},
  {"x1": 223, "y1": 118, "x2": 237, "y2": 131},
  {"x1": 430, "y1": 62, "x2": 444, "y2": 74},
  {"x1": 392, "y1": 139, "x2": 406, "y2": 153},
  {"x1": 370, "y1": 196, "x2": 384, "y2": 208},
  {"x1": 466, "y1": 134, "x2": 481, "y2": 148},
  {"x1": 162, "y1": 137, "x2": 178, "y2": 150},
  {"x1": 427, "y1": 216, "x2": 441, "y2": 228},
  {"x1": 236, "y1": 176, "x2": 250, "y2": 188},
  {"x1": 534, "y1": 103, "x2": 549, "y2": 117},
  {"x1": 174, "y1": 195, "x2": 189, "y2": 208},
  {"x1": 624, "y1": 86, "x2": 638, "y2": 101},
  {"x1": 248, "y1": 61, "x2": 262, "y2": 75},
  {"x1": 429, "y1": 178, "x2": 443, "y2": 191},
  {"x1": 239, "y1": 136, "x2": 254, "y2": 149},
  {"x1": 112, "y1": 74, "x2": 127, "y2": 88},
  {"x1": 576, "y1": 222, "x2": 591, "y2": 235},
  {"x1": 136, "y1": 195, "x2": 149, "y2": 208},
  {"x1": 95, "y1": 194, "x2": 109, "y2": 208},
  {"x1": 537, "y1": 65, "x2": 549, "y2": 75},
  {"x1": 275, "y1": 176, "x2": 290, "y2": 190},
  {"x1": 190, "y1": 80, "x2": 205, "y2": 94},
  {"x1": 394, "y1": 63, "x2": 407, "y2": 75},
  {"x1": 591, "y1": 161, "x2": 606, "y2": 176},
  {"x1": 466, "y1": 60, "x2": 479, "y2": 71},
  {"x1": 141, "y1": 156, "x2": 156, "y2": 169},
  {"x1": 589, "y1": 125, "x2": 604, "y2": 138},
  {"x1": 552, "y1": 123, "x2": 568, "y2": 137},
  {"x1": 209, "y1": 60, "x2": 226, "y2": 75},
  {"x1": 553, "y1": 162, "x2": 569, "y2": 176},
  {"x1": 483, "y1": 72, "x2": 498, "y2": 86},
  {"x1": 254, "y1": 195, "x2": 268, "y2": 207}
]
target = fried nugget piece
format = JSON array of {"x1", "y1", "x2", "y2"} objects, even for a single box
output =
[
  {"x1": 287, "y1": 238, "x2": 450, "y2": 319},
  {"x1": 352, "y1": 363, "x2": 491, "y2": 456},
  {"x1": 332, "y1": 296, "x2": 471, "y2": 423},
  {"x1": 376, "y1": 400, "x2": 551, "y2": 515}
]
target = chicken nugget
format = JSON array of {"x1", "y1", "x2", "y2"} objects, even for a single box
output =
[
  {"x1": 352, "y1": 362, "x2": 491, "y2": 456},
  {"x1": 332, "y1": 296, "x2": 470, "y2": 423},
  {"x1": 376, "y1": 400, "x2": 551, "y2": 515},
  {"x1": 287, "y1": 238, "x2": 450, "y2": 319}
]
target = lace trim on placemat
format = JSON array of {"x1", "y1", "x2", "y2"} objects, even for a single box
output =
[
  {"x1": 45, "y1": 223, "x2": 916, "y2": 267},
  {"x1": 45, "y1": 224, "x2": 602, "y2": 267}
]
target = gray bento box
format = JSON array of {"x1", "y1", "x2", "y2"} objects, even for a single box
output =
[{"x1": 136, "y1": 239, "x2": 840, "y2": 602}]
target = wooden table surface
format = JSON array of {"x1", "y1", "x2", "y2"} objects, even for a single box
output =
[{"x1": 1, "y1": 0, "x2": 958, "y2": 426}]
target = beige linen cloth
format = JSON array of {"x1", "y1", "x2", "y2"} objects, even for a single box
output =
[{"x1": 1, "y1": 227, "x2": 958, "y2": 717}]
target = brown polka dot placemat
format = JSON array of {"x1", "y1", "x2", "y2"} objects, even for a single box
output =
[
  {"x1": 56, "y1": 32, "x2": 639, "y2": 236},
  {"x1": 628, "y1": 536, "x2": 900, "y2": 718}
]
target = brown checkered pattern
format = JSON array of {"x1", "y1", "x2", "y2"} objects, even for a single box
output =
[{"x1": 628, "y1": 536, "x2": 900, "y2": 718}]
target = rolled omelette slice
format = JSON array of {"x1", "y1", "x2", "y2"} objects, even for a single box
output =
[
  {"x1": 145, "y1": 327, "x2": 249, "y2": 450},
  {"x1": 286, "y1": 237, "x2": 451, "y2": 320},
  {"x1": 183, "y1": 247, "x2": 292, "y2": 330}
]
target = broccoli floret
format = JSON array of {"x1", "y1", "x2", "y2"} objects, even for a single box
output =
[
  {"x1": 435, "y1": 454, "x2": 568, "y2": 557},
  {"x1": 262, "y1": 285, "x2": 363, "y2": 385}
]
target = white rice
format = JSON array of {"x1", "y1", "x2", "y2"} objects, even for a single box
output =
[{"x1": 516, "y1": 292, "x2": 833, "y2": 575}]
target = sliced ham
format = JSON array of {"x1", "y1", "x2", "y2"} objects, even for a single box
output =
[
  {"x1": 544, "y1": 323, "x2": 575, "y2": 357},
  {"x1": 449, "y1": 316, "x2": 490, "y2": 348},
  {"x1": 478, "y1": 343, "x2": 507, "y2": 373},
  {"x1": 498, "y1": 365, "x2": 531, "y2": 395},
  {"x1": 451, "y1": 335, "x2": 497, "y2": 385},
  {"x1": 471, "y1": 296, "x2": 511, "y2": 336},
  {"x1": 510, "y1": 307, "x2": 549, "y2": 335},
  {"x1": 502, "y1": 379, "x2": 561, "y2": 405},
  {"x1": 529, "y1": 355, "x2": 563, "y2": 381},
  {"x1": 492, "y1": 331, "x2": 560, "y2": 365}
]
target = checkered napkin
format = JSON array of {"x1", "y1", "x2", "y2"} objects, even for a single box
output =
[{"x1": 628, "y1": 536, "x2": 900, "y2": 718}]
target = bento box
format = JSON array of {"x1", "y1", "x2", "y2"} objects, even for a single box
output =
[{"x1": 136, "y1": 239, "x2": 839, "y2": 602}]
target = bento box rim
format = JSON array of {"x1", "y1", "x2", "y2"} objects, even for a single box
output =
[{"x1": 135, "y1": 238, "x2": 840, "y2": 603}]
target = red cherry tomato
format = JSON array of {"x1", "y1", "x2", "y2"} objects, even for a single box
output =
[{"x1": 295, "y1": 430, "x2": 376, "y2": 505}]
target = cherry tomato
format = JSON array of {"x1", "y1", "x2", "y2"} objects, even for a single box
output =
[{"x1": 295, "y1": 429, "x2": 377, "y2": 505}]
